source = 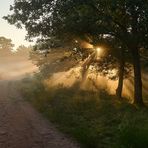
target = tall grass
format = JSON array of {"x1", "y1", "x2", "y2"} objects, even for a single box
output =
[{"x1": 21, "y1": 76, "x2": 148, "y2": 148}]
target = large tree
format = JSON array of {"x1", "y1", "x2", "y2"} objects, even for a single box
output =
[
  {"x1": 4, "y1": 0, "x2": 148, "y2": 105},
  {"x1": 52, "y1": 0, "x2": 148, "y2": 105}
]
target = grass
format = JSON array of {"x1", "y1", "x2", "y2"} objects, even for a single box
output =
[{"x1": 21, "y1": 75, "x2": 148, "y2": 148}]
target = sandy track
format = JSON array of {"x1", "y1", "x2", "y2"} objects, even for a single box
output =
[{"x1": 0, "y1": 80, "x2": 79, "y2": 148}]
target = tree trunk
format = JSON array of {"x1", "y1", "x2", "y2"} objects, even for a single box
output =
[
  {"x1": 116, "y1": 49, "x2": 125, "y2": 99},
  {"x1": 132, "y1": 48, "x2": 144, "y2": 106},
  {"x1": 81, "y1": 51, "x2": 96, "y2": 84}
]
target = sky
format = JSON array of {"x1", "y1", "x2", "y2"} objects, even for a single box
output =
[{"x1": 0, "y1": 0, "x2": 34, "y2": 48}]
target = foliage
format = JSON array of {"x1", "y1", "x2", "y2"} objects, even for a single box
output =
[
  {"x1": 21, "y1": 76, "x2": 148, "y2": 148},
  {"x1": 117, "y1": 111, "x2": 148, "y2": 148},
  {"x1": 5, "y1": 0, "x2": 148, "y2": 47},
  {"x1": 0, "y1": 36, "x2": 14, "y2": 56},
  {"x1": 15, "y1": 45, "x2": 32, "y2": 58},
  {"x1": 30, "y1": 47, "x2": 82, "y2": 77},
  {"x1": 4, "y1": 0, "x2": 148, "y2": 105}
]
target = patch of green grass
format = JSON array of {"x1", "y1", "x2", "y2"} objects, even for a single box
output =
[
  {"x1": 117, "y1": 110, "x2": 148, "y2": 148},
  {"x1": 21, "y1": 77, "x2": 148, "y2": 148}
]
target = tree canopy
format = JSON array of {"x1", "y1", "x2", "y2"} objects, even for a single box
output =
[{"x1": 4, "y1": 0, "x2": 148, "y2": 46}]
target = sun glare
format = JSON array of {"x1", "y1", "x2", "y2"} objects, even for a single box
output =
[
  {"x1": 96, "y1": 47, "x2": 102, "y2": 57},
  {"x1": 96, "y1": 47, "x2": 101, "y2": 53}
]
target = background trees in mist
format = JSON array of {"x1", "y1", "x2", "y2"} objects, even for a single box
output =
[{"x1": 0, "y1": 36, "x2": 14, "y2": 56}]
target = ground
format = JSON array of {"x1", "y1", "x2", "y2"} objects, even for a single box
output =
[
  {"x1": 0, "y1": 53, "x2": 79, "y2": 148},
  {"x1": 0, "y1": 80, "x2": 79, "y2": 148}
]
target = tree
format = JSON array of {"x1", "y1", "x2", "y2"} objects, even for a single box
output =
[
  {"x1": 52, "y1": 0, "x2": 148, "y2": 105},
  {"x1": 4, "y1": 0, "x2": 125, "y2": 98},
  {"x1": 15, "y1": 45, "x2": 31, "y2": 59},
  {"x1": 30, "y1": 44, "x2": 81, "y2": 78},
  {"x1": 4, "y1": 0, "x2": 148, "y2": 105},
  {"x1": 0, "y1": 36, "x2": 14, "y2": 56}
]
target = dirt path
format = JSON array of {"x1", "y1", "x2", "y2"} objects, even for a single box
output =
[{"x1": 0, "y1": 80, "x2": 80, "y2": 148}]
